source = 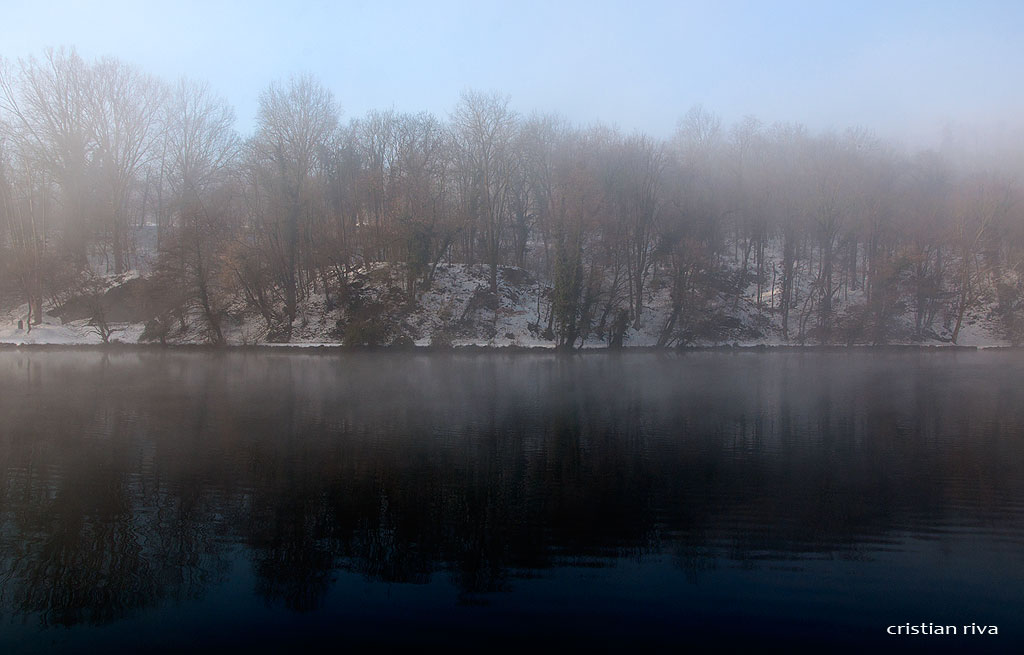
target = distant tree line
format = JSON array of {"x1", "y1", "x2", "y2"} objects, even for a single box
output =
[{"x1": 2, "y1": 48, "x2": 1023, "y2": 345}]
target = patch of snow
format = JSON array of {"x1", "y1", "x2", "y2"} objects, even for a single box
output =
[{"x1": 0, "y1": 320, "x2": 100, "y2": 345}]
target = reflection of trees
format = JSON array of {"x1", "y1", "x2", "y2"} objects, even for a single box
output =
[
  {"x1": 249, "y1": 493, "x2": 337, "y2": 612},
  {"x1": 0, "y1": 354, "x2": 232, "y2": 626},
  {"x1": 9, "y1": 461, "x2": 154, "y2": 626},
  {"x1": 1, "y1": 352, "x2": 1024, "y2": 626},
  {"x1": 0, "y1": 418, "x2": 228, "y2": 627}
]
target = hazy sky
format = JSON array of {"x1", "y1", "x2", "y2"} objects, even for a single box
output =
[{"x1": 3, "y1": 0, "x2": 1022, "y2": 146}]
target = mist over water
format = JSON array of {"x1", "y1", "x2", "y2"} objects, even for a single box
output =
[{"x1": 1, "y1": 351, "x2": 1022, "y2": 650}]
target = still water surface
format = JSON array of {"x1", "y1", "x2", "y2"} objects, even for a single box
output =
[{"x1": 0, "y1": 351, "x2": 1022, "y2": 652}]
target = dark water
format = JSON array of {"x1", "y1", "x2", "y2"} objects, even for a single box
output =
[{"x1": 1, "y1": 351, "x2": 1022, "y2": 652}]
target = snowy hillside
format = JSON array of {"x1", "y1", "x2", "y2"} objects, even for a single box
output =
[{"x1": 0, "y1": 250, "x2": 1012, "y2": 348}]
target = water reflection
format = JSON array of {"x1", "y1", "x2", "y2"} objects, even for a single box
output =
[{"x1": 1, "y1": 351, "x2": 1023, "y2": 647}]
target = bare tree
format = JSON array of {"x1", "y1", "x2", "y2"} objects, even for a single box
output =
[
  {"x1": 452, "y1": 90, "x2": 518, "y2": 295},
  {"x1": 949, "y1": 173, "x2": 1013, "y2": 343},
  {"x1": 252, "y1": 74, "x2": 339, "y2": 330},
  {"x1": 156, "y1": 79, "x2": 240, "y2": 344},
  {"x1": 0, "y1": 139, "x2": 45, "y2": 327},
  {"x1": 88, "y1": 57, "x2": 165, "y2": 275},
  {"x1": 613, "y1": 134, "x2": 663, "y2": 328},
  {"x1": 0, "y1": 48, "x2": 95, "y2": 270}
]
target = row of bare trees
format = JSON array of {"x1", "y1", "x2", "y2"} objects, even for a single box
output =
[{"x1": 2, "y1": 49, "x2": 1022, "y2": 344}]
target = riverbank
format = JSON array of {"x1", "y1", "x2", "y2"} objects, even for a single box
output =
[
  {"x1": 1, "y1": 262, "x2": 1012, "y2": 349},
  {"x1": 0, "y1": 340, "x2": 1003, "y2": 353}
]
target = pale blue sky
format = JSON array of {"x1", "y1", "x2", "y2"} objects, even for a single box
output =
[{"x1": 2, "y1": 0, "x2": 1022, "y2": 145}]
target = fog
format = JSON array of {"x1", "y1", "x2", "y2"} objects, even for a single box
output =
[
  {"x1": 2, "y1": 0, "x2": 1022, "y2": 148},
  {"x1": 3, "y1": 2, "x2": 1024, "y2": 350}
]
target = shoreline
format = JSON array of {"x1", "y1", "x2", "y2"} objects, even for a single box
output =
[{"x1": 0, "y1": 341, "x2": 1001, "y2": 354}]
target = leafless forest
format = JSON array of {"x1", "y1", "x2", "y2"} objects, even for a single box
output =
[{"x1": 2, "y1": 48, "x2": 1023, "y2": 347}]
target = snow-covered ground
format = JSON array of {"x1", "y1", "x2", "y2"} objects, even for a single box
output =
[
  {"x1": 0, "y1": 312, "x2": 146, "y2": 346},
  {"x1": 0, "y1": 255, "x2": 1014, "y2": 349},
  {"x1": 0, "y1": 319, "x2": 100, "y2": 345}
]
